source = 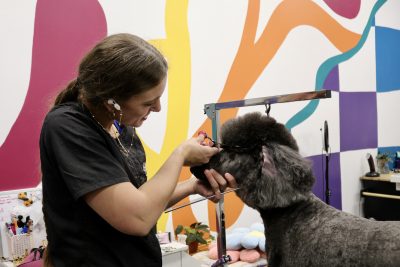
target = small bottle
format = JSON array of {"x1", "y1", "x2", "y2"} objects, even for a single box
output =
[{"x1": 395, "y1": 151, "x2": 400, "y2": 170}]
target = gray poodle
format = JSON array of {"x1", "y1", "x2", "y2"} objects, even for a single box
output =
[{"x1": 192, "y1": 112, "x2": 400, "y2": 267}]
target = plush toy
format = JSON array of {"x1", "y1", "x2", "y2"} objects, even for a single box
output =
[
  {"x1": 208, "y1": 242, "x2": 240, "y2": 263},
  {"x1": 18, "y1": 192, "x2": 33, "y2": 207},
  {"x1": 208, "y1": 222, "x2": 267, "y2": 264}
]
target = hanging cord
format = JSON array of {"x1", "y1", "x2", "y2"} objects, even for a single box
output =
[
  {"x1": 265, "y1": 103, "x2": 271, "y2": 117},
  {"x1": 320, "y1": 127, "x2": 331, "y2": 203},
  {"x1": 320, "y1": 135, "x2": 332, "y2": 204}
]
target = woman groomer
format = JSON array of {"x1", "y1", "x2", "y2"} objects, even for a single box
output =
[{"x1": 40, "y1": 33, "x2": 236, "y2": 267}]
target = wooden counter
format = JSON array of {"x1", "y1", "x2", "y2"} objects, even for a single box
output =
[
  {"x1": 360, "y1": 172, "x2": 400, "y2": 220},
  {"x1": 360, "y1": 173, "x2": 394, "y2": 182}
]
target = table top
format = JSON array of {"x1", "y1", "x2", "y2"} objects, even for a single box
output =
[
  {"x1": 360, "y1": 172, "x2": 399, "y2": 182},
  {"x1": 160, "y1": 242, "x2": 188, "y2": 256}
]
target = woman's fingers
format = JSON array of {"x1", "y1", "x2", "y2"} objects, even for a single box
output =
[
  {"x1": 203, "y1": 169, "x2": 236, "y2": 199},
  {"x1": 196, "y1": 134, "x2": 206, "y2": 144},
  {"x1": 204, "y1": 169, "x2": 222, "y2": 199},
  {"x1": 223, "y1": 172, "x2": 237, "y2": 189}
]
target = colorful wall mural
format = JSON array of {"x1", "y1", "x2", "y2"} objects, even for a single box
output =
[{"x1": 1, "y1": 0, "x2": 399, "y2": 233}]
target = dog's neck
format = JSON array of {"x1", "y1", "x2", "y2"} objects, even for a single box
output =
[{"x1": 258, "y1": 192, "x2": 315, "y2": 226}]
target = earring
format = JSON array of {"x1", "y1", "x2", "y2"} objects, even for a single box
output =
[{"x1": 118, "y1": 112, "x2": 123, "y2": 127}]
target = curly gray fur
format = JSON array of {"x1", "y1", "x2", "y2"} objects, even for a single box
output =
[{"x1": 206, "y1": 112, "x2": 400, "y2": 267}]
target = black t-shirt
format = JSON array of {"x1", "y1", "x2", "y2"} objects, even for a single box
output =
[{"x1": 40, "y1": 102, "x2": 161, "y2": 267}]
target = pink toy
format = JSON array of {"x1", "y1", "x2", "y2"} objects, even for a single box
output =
[
  {"x1": 227, "y1": 251, "x2": 240, "y2": 263},
  {"x1": 240, "y1": 249, "x2": 260, "y2": 263},
  {"x1": 208, "y1": 245, "x2": 240, "y2": 263}
]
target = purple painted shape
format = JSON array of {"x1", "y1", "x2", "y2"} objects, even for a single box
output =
[
  {"x1": 339, "y1": 92, "x2": 377, "y2": 152},
  {"x1": 0, "y1": 0, "x2": 107, "y2": 190},
  {"x1": 323, "y1": 0, "x2": 361, "y2": 19},
  {"x1": 323, "y1": 65, "x2": 339, "y2": 92},
  {"x1": 308, "y1": 153, "x2": 342, "y2": 210}
]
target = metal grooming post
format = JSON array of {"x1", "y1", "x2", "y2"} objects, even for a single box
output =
[{"x1": 203, "y1": 89, "x2": 331, "y2": 266}]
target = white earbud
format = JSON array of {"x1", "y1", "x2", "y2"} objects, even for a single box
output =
[{"x1": 107, "y1": 98, "x2": 121, "y2": 111}]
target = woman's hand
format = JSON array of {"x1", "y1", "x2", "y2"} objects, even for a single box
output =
[
  {"x1": 179, "y1": 134, "x2": 219, "y2": 166},
  {"x1": 192, "y1": 170, "x2": 237, "y2": 202}
]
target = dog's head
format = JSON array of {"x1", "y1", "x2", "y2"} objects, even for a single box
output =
[{"x1": 192, "y1": 112, "x2": 315, "y2": 209}]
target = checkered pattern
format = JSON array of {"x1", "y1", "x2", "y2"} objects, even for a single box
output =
[{"x1": 309, "y1": 20, "x2": 400, "y2": 214}]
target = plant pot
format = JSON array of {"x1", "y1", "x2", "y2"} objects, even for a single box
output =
[{"x1": 188, "y1": 241, "x2": 198, "y2": 254}]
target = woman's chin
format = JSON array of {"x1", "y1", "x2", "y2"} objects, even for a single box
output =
[
  {"x1": 132, "y1": 121, "x2": 144, "y2": 128},
  {"x1": 127, "y1": 117, "x2": 147, "y2": 128}
]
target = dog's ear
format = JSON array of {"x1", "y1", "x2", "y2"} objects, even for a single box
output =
[
  {"x1": 261, "y1": 146, "x2": 277, "y2": 178},
  {"x1": 252, "y1": 145, "x2": 315, "y2": 209}
]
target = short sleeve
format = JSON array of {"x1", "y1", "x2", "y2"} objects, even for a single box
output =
[{"x1": 41, "y1": 107, "x2": 130, "y2": 200}]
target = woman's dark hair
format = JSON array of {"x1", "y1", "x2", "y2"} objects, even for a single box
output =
[{"x1": 54, "y1": 33, "x2": 168, "y2": 106}]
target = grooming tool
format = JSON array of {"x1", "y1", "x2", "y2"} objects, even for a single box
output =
[
  {"x1": 164, "y1": 188, "x2": 239, "y2": 213},
  {"x1": 198, "y1": 130, "x2": 217, "y2": 147}
]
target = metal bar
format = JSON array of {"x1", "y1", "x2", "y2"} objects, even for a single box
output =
[
  {"x1": 204, "y1": 90, "x2": 331, "y2": 112},
  {"x1": 163, "y1": 188, "x2": 239, "y2": 213},
  {"x1": 362, "y1": 191, "x2": 400, "y2": 200},
  {"x1": 210, "y1": 110, "x2": 229, "y2": 266}
]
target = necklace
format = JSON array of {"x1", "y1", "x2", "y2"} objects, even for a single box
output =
[
  {"x1": 114, "y1": 125, "x2": 134, "y2": 155},
  {"x1": 89, "y1": 112, "x2": 134, "y2": 155}
]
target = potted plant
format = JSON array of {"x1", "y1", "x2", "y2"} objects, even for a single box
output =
[
  {"x1": 376, "y1": 152, "x2": 392, "y2": 174},
  {"x1": 175, "y1": 222, "x2": 213, "y2": 254}
]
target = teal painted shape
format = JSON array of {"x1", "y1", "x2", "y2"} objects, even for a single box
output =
[{"x1": 285, "y1": 0, "x2": 387, "y2": 130}]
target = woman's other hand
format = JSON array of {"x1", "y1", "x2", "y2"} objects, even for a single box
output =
[{"x1": 192, "y1": 171, "x2": 237, "y2": 201}]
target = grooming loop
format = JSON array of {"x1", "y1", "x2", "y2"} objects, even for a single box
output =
[
  {"x1": 265, "y1": 103, "x2": 271, "y2": 117},
  {"x1": 203, "y1": 89, "x2": 331, "y2": 267}
]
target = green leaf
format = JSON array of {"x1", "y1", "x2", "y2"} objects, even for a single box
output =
[
  {"x1": 196, "y1": 235, "x2": 208, "y2": 244},
  {"x1": 186, "y1": 235, "x2": 196, "y2": 244},
  {"x1": 175, "y1": 225, "x2": 183, "y2": 235},
  {"x1": 185, "y1": 227, "x2": 195, "y2": 235},
  {"x1": 196, "y1": 225, "x2": 209, "y2": 230}
]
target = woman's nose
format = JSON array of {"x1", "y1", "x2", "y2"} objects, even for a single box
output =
[{"x1": 151, "y1": 99, "x2": 161, "y2": 112}]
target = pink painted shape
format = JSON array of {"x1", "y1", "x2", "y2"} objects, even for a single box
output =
[
  {"x1": 0, "y1": 0, "x2": 107, "y2": 190},
  {"x1": 323, "y1": 0, "x2": 361, "y2": 19}
]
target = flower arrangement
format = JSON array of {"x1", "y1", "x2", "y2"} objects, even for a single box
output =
[
  {"x1": 376, "y1": 152, "x2": 393, "y2": 174},
  {"x1": 376, "y1": 152, "x2": 393, "y2": 163}
]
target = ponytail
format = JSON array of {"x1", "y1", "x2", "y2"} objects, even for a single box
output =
[{"x1": 53, "y1": 79, "x2": 81, "y2": 106}]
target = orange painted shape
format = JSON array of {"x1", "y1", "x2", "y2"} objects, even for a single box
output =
[{"x1": 174, "y1": 0, "x2": 362, "y2": 230}]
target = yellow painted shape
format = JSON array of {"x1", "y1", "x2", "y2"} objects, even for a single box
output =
[{"x1": 141, "y1": 0, "x2": 191, "y2": 232}]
